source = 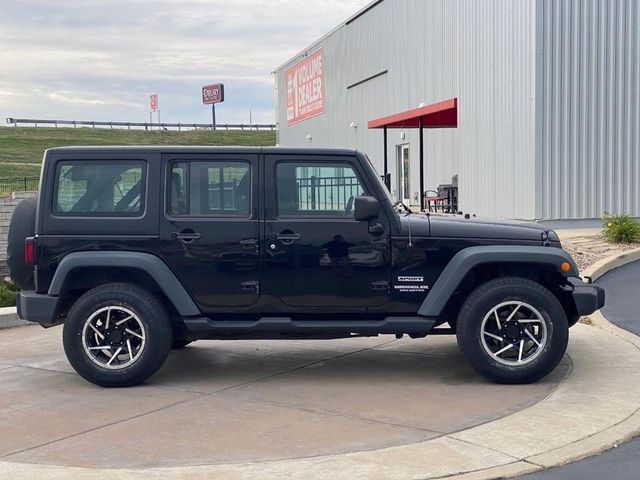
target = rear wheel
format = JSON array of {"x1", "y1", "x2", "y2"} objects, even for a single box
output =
[
  {"x1": 63, "y1": 283, "x2": 172, "y2": 387},
  {"x1": 456, "y1": 277, "x2": 568, "y2": 384}
]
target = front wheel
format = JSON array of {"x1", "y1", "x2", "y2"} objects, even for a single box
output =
[
  {"x1": 456, "y1": 277, "x2": 568, "y2": 384},
  {"x1": 63, "y1": 283, "x2": 172, "y2": 387}
]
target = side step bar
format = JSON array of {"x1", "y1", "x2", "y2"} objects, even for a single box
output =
[{"x1": 184, "y1": 316, "x2": 437, "y2": 340}]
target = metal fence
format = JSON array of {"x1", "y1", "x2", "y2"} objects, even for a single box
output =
[
  {"x1": 6, "y1": 117, "x2": 275, "y2": 131},
  {"x1": 0, "y1": 177, "x2": 39, "y2": 195},
  {"x1": 297, "y1": 176, "x2": 363, "y2": 211}
]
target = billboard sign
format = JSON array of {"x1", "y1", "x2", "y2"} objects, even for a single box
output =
[
  {"x1": 202, "y1": 84, "x2": 225, "y2": 104},
  {"x1": 286, "y1": 48, "x2": 324, "y2": 125},
  {"x1": 149, "y1": 94, "x2": 158, "y2": 112}
]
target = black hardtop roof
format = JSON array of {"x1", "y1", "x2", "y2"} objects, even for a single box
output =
[{"x1": 45, "y1": 146, "x2": 359, "y2": 156}]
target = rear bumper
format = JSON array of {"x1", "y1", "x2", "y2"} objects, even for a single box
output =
[
  {"x1": 17, "y1": 291, "x2": 60, "y2": 327},
  {"x1": 568, "y1": 277, "x2": 605, "y2": 316}
]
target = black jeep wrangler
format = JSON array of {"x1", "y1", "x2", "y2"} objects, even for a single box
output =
[{"x1": 8, "y1": 147, "x2": 604, "y2": 387}]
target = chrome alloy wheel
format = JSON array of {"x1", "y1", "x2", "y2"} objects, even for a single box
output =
[
  {"x1": 81, "y1": 306, "x2": 146, "y2": 370},
  {"x1": 480, "y1": 301, "x2": 548, "y2": 366}
]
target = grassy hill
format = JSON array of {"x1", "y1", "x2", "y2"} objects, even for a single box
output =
[{"x1": 0, "y1": 126, "x2": 276, "y2": 180}]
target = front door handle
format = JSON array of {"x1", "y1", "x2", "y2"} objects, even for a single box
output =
[
  {"x1": 170, "y1": 231, "x2": 201, "y2": 242},
  {"x1": 271, "y1": 231, "x2": 301, "y2": 245}
]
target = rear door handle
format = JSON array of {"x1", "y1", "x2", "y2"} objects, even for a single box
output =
[
  {"x1": 170, "y1": 232, "x2": 201, "y2": 242},
  {"x1": 240, "y1": 238, "x2": 258, "y2": 249},
  {"x1": 274, "y1": 233, "x2": 301, "y2": 241}
]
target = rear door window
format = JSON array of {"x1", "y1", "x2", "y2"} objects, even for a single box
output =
[
  {"x1": 53, "y1": 161, "x2": 145, "y2": 216},
  {"x1": 168, "y1": 161, "x2": 251, "y2": 217}
]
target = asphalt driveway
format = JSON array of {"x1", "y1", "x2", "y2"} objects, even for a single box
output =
[{"x1": 516, "y1": 260, "x2": 640, "y2": 480}]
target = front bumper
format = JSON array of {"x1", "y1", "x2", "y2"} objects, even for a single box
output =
[
  {"x1": 568, "y1": 277, "x2": 605, "y2": 316},
  {"x1": 17, "y1": 290, "x2": 60, "y2": 327}
]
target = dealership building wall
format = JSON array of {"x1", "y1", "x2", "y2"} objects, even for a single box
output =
[{"x1": 274, "y1": 0, "x2": 640, "y2": 221}]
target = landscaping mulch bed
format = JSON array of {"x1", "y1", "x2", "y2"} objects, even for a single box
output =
[{"x1": 563, "y1": 234, "x2": 639, "y2": 273}]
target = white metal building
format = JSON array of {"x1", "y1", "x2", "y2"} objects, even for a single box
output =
[{"x1": 274, "y1": 0, "x2": 640, "y2": 221}]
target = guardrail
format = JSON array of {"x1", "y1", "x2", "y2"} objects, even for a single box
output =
[
  {"x1": 0, "y1": 177, "x2": 39, "y2": 195},
  {"x1": 6, "y1": 117, "x2": 276, "y2": 131}
]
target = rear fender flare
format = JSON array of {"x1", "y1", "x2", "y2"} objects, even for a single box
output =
[{"x1": 48, "y1": 251, "x2": 200, "y2": 316}]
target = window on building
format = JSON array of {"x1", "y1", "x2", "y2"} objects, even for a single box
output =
[
  {"x1": 277, "y1": 162, "x2": 366, "y2": 217},
  {"x1": 168, "y1": 161, "x2": 251, "y2": 217},
  {"x1": 54, "y1": 161, "x2": 145, "y2": 216}
]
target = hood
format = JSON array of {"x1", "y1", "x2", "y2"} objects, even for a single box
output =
[
  {"x1": 424, "y1": 214, "x2": 559, "y2": 242},
  {"x1": 398, "y1": 213, "x2": 432, "y2": 237}
]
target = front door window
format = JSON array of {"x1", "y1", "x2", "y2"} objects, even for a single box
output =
[{"x1": 276, "y1": 163, "x2": 365, "y2": 217}]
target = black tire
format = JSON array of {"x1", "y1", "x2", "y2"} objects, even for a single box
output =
[
  {"x1": 62, "y1": 283, "x2": 172, "y2": 387},
  {"x1": 7, "y1": 197, "x2": 36, "y2": 290},
  {"x1": 456, "y1": 277, "x2": 568, "y2": 384}
]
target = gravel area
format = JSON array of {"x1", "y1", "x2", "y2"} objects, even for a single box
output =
[{"x1": 562, "y1": 234, "x2": 639, "y2": 273}]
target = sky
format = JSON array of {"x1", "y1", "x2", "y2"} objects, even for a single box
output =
[{"x1": 0, "y1": 0, "x2": 372, "y2": 126}]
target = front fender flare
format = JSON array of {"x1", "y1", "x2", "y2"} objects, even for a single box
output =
[
  {"x1": 49, "y1": 251, "x2": 200, "y2": 316},
  {"x1": 417, "y1": 245, "x2": 578, "y2": 317}
]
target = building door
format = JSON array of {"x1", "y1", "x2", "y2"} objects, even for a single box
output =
[
  {"x1": 396, "y1": 144, "x2": 411, "y2": 204},
  {"x1": 263, "y1": 154, "x2": 392, "y2": 309}
]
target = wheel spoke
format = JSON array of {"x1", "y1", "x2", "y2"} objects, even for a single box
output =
[
  {"x1": 126, "y1": 339, "x2": 134, "y2": 361},
  {"x1": 89, "y1": 324, "x2": 104, "y2": 340},
  {"x1": 116, "y1": 315, "x2": 134, "y2": 326},
  {"x1": 106, "y1": 347, "x2": 123, "y2": 366},
  {"x1": 494, "y1": 343, "x2": 515, "y2": 356},
  {"x1": 524, "y1": 328, "x2": 541, "y2": 347},
  {"x1": 105, "y1": 308, "x2": 111, "y2": 329},
  {"x1": 518, "y1": 319, "x2": 542, "y2": 324},
  {"x1": 88, "y1": 345, "x2": 111, "y2": 350},
  {"x1": 494, "y1": 311, "x2": 501, "y2": 330},
  {"x1": 484, "y1": 331, "x2": 504, "y2": 342},
  {"x1": 518, "y1": 340, "x2": 524, "y2": 362},
  {"x1": 505, "y1": 304, "x2": 521, "y2": 322},
  {"x1": 125, "y1": 328, "x2": 144, "y2": 340}
]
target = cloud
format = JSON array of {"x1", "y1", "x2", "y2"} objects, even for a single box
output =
[{"x1": 0, "y1": 0, "x2": 371, "y2": 124}]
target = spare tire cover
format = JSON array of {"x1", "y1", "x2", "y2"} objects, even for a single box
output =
[{"x1": 7, "y1": 197, "x2": 36, "y2": 290}]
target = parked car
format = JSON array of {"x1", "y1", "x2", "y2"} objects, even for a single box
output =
[{"x1": 8, "y1": 146, "x2": 604, "y2": 387}]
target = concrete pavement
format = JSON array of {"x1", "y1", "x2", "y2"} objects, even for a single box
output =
[{"x1": 1, "y1": 315, "x2": 640, "y2": 479}]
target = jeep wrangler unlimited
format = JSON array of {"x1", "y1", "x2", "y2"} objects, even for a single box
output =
[{"x1": 8, "y1": 146, "x2": 604, "y2": 387}]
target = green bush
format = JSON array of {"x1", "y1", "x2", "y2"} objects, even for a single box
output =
[
  {"x1": 602, "y1": 213, "x2": 640, "y2": 244},
  {"x1": 0, "y1": 279, "x2": 17, "y2": 308}
]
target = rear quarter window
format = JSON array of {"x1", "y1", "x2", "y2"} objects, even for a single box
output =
[{"x1": 53, "y1": 161, "x2": 146, "y2": 216}]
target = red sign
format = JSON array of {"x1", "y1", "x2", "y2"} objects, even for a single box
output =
[
  {"x1": 202, "y1": 84, "x2": 225, "y2": 104},
  {"x1": 286, "y1": 49, "x2": 324, "y2": 125},
  {"x1": 149, "y1": 94, "x2": 158, "y2": 112}
]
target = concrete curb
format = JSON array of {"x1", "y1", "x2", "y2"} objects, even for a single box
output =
[
  {"x1": 0, "y1": 307, "x2": 30, "y2": 330},
  {"x1": 581, "y1": 246, "x2": 640, "y2": 281},
  {"x1": 1, "y1": 250, "x2": 640, "y2": 480}
]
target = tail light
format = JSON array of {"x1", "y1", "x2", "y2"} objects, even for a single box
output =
[{"x1": 25, "y1": 237, "x2": 35, "y2": 264}]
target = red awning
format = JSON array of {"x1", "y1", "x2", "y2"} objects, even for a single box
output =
[{"x1": 368, "y1": 97, "x2": 458, "y2": 129}]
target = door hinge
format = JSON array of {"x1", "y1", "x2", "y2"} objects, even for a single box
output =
[
  {"x1": 372, "y1": 281, "x2": 390, "y2": 293},
  {"x1": 241, "y1": 280, "x2": 260, "y2": 294}
]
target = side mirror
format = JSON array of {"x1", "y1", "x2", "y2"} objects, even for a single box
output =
[{"x1": 354, "y1": 195, "x2": 379, "y2": 221}]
